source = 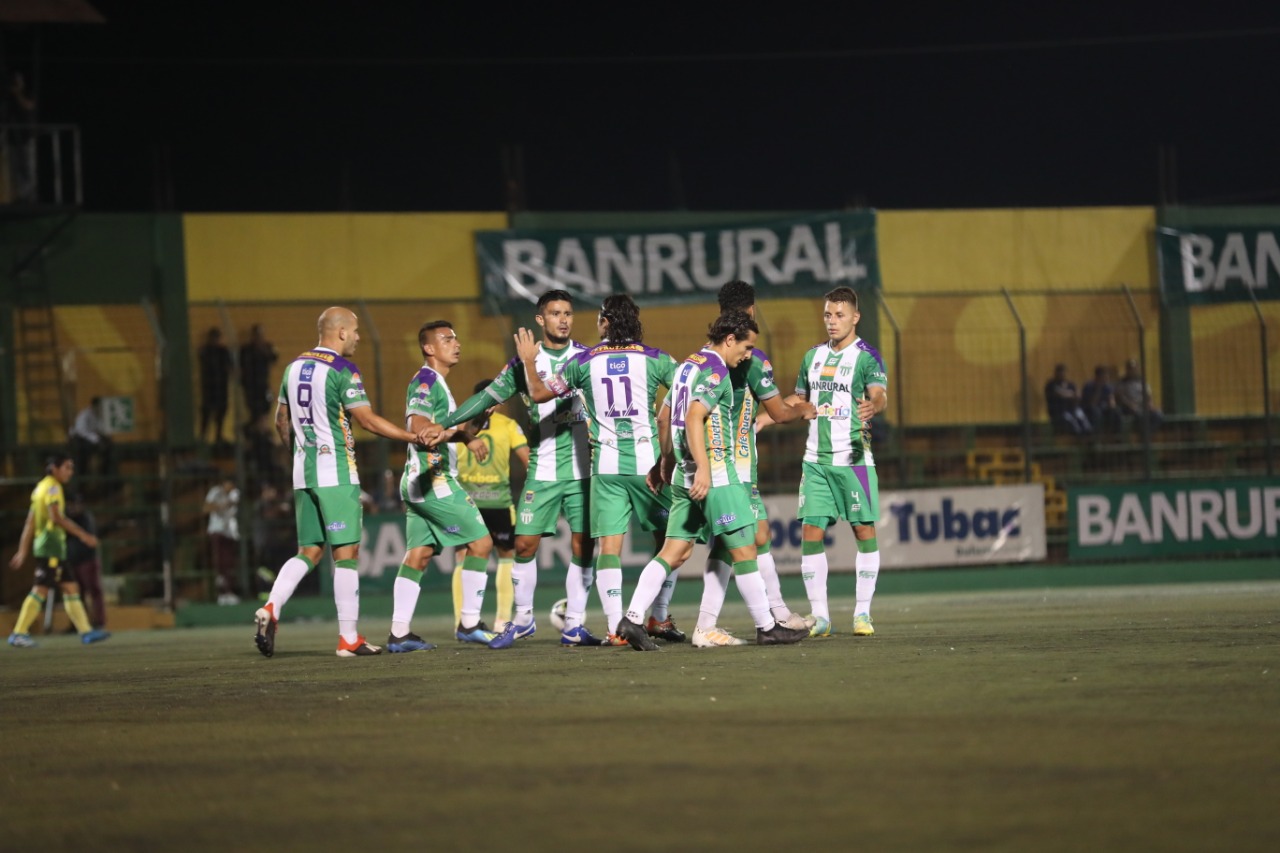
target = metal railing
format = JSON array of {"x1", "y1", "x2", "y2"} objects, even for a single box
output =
[{"x1": 0, "y1": 123, "x2": 82, "y2": 208}]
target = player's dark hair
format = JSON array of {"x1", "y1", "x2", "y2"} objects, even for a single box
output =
[
  {"x1": 824, "y1": 286, "x2": 858, "y2": 309},
  {"x1": 45, "y1": 452, "x2": 72, "y2": 474},
  {"x1": 418, "y1": 320, "x2": 454, "y2": 349},
  {"x1": 718, "y1": 280, "x2": 756, "y2": 313},
  {"x1": 708, "y1": 310, "x2": 758, "y2": 345},
  {"x1": 600, "y1": 294, "x2": 642, "y2": 344},
  {"x1": 536, "y1": 289, "x2": 574, "y2": 314}
]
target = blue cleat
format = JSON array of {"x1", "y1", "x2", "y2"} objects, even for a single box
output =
[
  {"x1": 8, "y1": 632, "x2": 38, "y2": 648},
  {"x1": 386, "y1": 631, "x2": 436, "y2": 653},
  {"x1": 456, "y1": 621, "x2": 498, "y2": 645},
  {"x1": 808, "y1": 615, "x2": 832, "y2": 638},
  {"x1": 513, "y1": 619, "x2": 536, "y2": 640},
  {"x1": 560, "y1": 625, "x2": 604, "y2": 647},
  {"x1": 487, "y1": 621, "x2": 517, "y2": 649},
  {"x1": 81, "y1": 629, "x2": 111, "y2": 645}
]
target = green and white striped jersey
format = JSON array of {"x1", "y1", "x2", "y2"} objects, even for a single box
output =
[
  {"x1": 796, "y1": 337, "x2": 887, "y2": 467},
  {"x1": 670, "y1": 348, "x2": 741, "y2": 490},
  {"x1": 547, "y1": 342, "x2": 677, "y2": 476},
  {"x1": 728, "y1": 347, "x2": 781, "y2": 486},
  {"x1": 401, "y1": 365, "x2": 466, "y2": 503},
  {"x1": 278, "y1": 348, "x2": 370, "y2": 489},
  {"x1": 486, "y1": 341, "x2": 591, "y2": 483}
]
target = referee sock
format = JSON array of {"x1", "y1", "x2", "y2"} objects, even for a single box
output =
[
  {"x1": 14, "y1": 592, "x2": 44, "y2": 635},
  {"x1": 451, "y1": 563, "x2": 463, "y2": 627},
  {"x1": 496, "y1": 556, "x2": 516, "y2": 627}
]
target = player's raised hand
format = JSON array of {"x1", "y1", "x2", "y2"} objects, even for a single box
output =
[{"x1": 513, "y1": 327, "x2": 539, "y2": 363}]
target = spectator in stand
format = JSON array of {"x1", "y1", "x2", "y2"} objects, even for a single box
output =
[
  {"x1": 64, "y1": 492, "x2": 106, "y2": 629},
  {"x1": 198, "y1": 327, "x2": 233, "y2": 448},
  {"x1": 204, "y1": 476, "x2": 241, "y2": 605},
  {"x1": 1082, "y1": 365, "x2": 1120, "y2": 434},
  {"x1": 69, "y1": 397, "x2": 113, "y2": 480},
  {"x1": 1044, "y1": 364, "x2": 1092, "y2": 436},
  {"x1": 1116, "y1": 358, "x2": 1163, "y2": 432},
  {"x1": 239, "y1": 323, "x2": 279, "y2": 426}
]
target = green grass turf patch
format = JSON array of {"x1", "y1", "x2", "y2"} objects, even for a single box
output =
[{"x1": 4, "y1": 581, "x2": 1279, "y2": 852}]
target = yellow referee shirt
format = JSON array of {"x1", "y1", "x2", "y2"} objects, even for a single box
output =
[
  {"x1": 30, "y1": 474, "x2": 67, "y2": 560},
  {"x1": 457, "y1": 412, "x2": 528, "y2": 509}
]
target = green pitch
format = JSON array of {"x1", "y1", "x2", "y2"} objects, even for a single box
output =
[{"x1": 4, "y1": 582, "x2": 1279, "y2": 851}]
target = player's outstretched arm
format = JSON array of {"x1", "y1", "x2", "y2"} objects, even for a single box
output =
[
  {"x1": 760, "y1": 393, "x2": 817, "y2": 425},
  {"x1": 441, "y1": 387, "x2": 504, "y2": 429},
  {"x1": 350, "y1": 405, "x2": 438, "y2": 446}
]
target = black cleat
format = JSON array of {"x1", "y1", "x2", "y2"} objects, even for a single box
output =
[
  {"x1": 617, "y1": 616, "x2": 660, "y2": 651},
  {"x1": 645, "y1": 616, "x2": 687, "y2": 643},
  {"x1": 254, "y1": 607, "x2": 277, "y2": 658},
  {"x1": 756, "y1": 622, "x2": 808, "y2": 645}
]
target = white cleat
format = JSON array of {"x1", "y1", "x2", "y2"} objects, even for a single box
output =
[{"x1": 692, "y1": 625, "x2": 748, "y2": 648}]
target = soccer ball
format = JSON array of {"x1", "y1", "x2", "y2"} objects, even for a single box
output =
[{"x1": 549, "y1": 598, "x2": 568, "y2": 632}]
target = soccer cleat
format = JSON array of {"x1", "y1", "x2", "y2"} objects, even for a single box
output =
[
  {"x1": 513, "y1": 619, "x2": 537, "y2": 640},
  {"x1": 386, "y1": 631, "x2": 436, "y2": 653},
  {"x1": 645, "y1": 616, "x2": 687, "y2": 643},
  {"x1": 336, "y1": 635, "x2": 382, "y2": 657},
  {"x1": 853, "y1": 614, "x2": 875, "y2": 636},
  {"x1": 602, "y1": 633, "x2": 630, "y2": 647},
  {"x1": 777, "y1": 612, "x2": 812, "y2": 631},
  {"x1": 455, "y1": 621, "x2": 498, "y2": 644},
  {"x1": 756, "y1": 622, "x2": 809, "y2": 645},
  {"x1": 7, "y1": 632, "x2": 38, "y2": 648},
  {"x1": 807, "y1": 615, "x2": 832, "y2": 638},
  {"x1": 81, "y1": 629, "x2": 111, "y2": 645},
  {"x1": 487, "y1": 621, "x2": 517, "y2": 649},
  {"x1": 692, "y1": 625, "x2": 747, "y2": 648},
  {"x1": 616, "y1": 616, "x2": 659, "y2": 651},
  {"x1": 254, "y1": 605, "x2": 278, "y2": 657},
  {"x1": 560, "y1": 625, "x2": 604, "y2": 646}
]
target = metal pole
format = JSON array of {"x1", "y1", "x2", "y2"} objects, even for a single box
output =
[
  {"x1": 875, "y1": 287, "x2": 905, "y2": 484},
  {"x1": 1121, "y1": 285, "x2": 1152, "y2": 480},
  {"x1": 1002, "y1": 288, "x2": 1031, "y2": 482},
  {"x1": 142, "y1": 298, "x2": 174, "y2": 612},
  {"x1": 1241, "y1": 283, "x2": 1275, "y2": 477}
]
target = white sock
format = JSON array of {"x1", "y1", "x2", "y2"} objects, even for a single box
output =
[
  {"x1": 596, "y1": 566, "x2": 624, "y2": 634},
  {"x1": 459, "y1": 568, "x2": 489, "y2": 629},
  {"x1": 624, "y1": 561, "x2": 671, "y2": 623},
  {"x1": 801, "y1": 550, "x2": 830, "y2": 621},
  {"x1": 757, "y1": 550, "x2": 791, "y2": 619},
  {"x1": 733, "y1": 567, "x2": 774, "y2": 630},
  {"x1": 266, "y1": 556, "x2": 312, "y2": 618},
  {"x1": 391, "y1": 575, "x2": 422, "y2": 637},
  {"x1": 512, "y1": 557, "x2": 537, "y2": 625},
  {"x1": 333, "y1": 566, "x2": 360, "y2": 644},
  {"x1": 698, "y1": 559, "x2": 731, "y2": 629},
  {"x1": 855, "y1": 549, "x2": 880, "y2": 616},
  {"x1": 650, "y1": 568, "x2": 678, "y2": 621},
  {"x1": 565, "y1": 561, "x2": 593, "y2": 630}
]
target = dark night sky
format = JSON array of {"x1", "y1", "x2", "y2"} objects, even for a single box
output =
[{"x1": 10, "y1": 1, "x2": 1280, "y2": 213}]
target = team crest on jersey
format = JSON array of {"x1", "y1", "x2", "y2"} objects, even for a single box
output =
[
  {"x1": 606, "y1": 356, "x2": 629, "y2": 375},
  {"x1": 318, "y1": 445, "x2": 332, "y2": 455},
  {"x1": 523, "y1": 490, "x2": 535, "y2": 504}
]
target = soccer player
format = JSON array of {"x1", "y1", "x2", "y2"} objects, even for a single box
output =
[
  {"x1": 441, "y1": 290, "x2": 603, "y2": 646},
  {"x1": 788, "y1": 286, "x2": 888, "y2": 637},
  {"x1": 7, "y1": 453, "x2": 110, "y2": 648},
  {"x1": 690, "y1": 281, "x2": 817, "y2": 646},
  {"x1": 514, "y1": 293, "x2": 678, "y2": 643},
  {"x1": 389, "y1": 320, "x2": 514, "y2": 651},
  {"x1": 615, "y1": 311, "x2": 809, "y2": 650},
  {"x1": 253, "y1": 306, "x2": 440, "y2": 659},
  {"x1": 453, "y1": 379, "x2": 530, "y2": 632}
]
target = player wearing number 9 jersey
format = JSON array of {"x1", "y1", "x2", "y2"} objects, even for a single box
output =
[
  {"x1": 254, "y1": 306, "x2": 440, "y2": 659},
  {"x1": 517, "y1": 294, "x2": 677, "y2": 639}
]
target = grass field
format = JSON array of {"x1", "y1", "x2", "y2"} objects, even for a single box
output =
[{"x1": 4, "y1": 581, "x2": 1279, "y2": 852}]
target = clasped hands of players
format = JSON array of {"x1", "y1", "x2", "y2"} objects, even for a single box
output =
[{"x1": 415, "y1": 423, "x2": 489, "y2": 462}]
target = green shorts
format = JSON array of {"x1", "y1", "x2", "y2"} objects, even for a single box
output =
[
  {"x1": 749, "y1": 485, "x2": 767, "y2": 525},
  {"x1": 590, "y1": 474, "x2": 671, "y2": 538},
  {"x1": 405, "y1": 488, "x2": 490, "y2": 551},
  {"x1": 295, "y1": 485, "x2": 363, "y2": 548},
  {"x1": 798, "y1": 461, "x2": 879, "y2": 526},
  {"x1": 666, "y1": 482, "x2": 755, "y2": 547},
  {"x1": 515, "y1": 477, "x2": 589, "y2": 537}
]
